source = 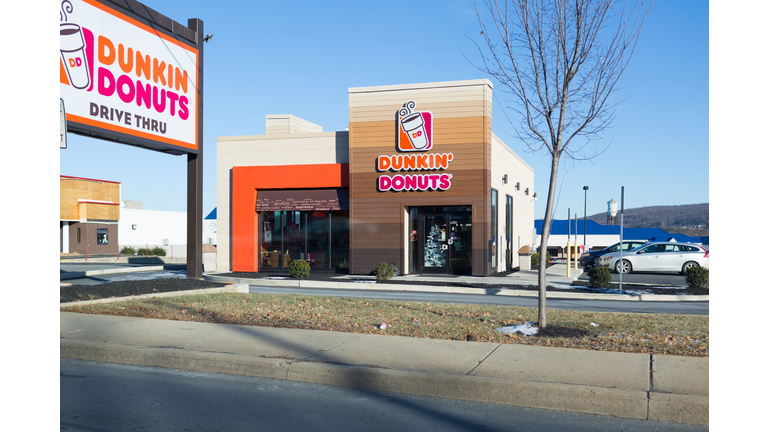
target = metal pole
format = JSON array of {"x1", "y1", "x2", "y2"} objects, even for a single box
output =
[
  {"x1": 619, "y1": 186, "x2": 624, "y2": 290},
  {"x1": 186, "y1": 18, "x2": 205, "y2": 278},
  {"x1": 583, "y1": 186, "x2": 588, "y2": 249},
  {"x1": 574, "y1": 213, "x2": 578, "y2": 271}
]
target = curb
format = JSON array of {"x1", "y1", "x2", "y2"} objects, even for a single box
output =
[
  {"x1": 60, "y1": 264, "x2": 187, "y2": 281},
  {"x1": 59, "y1": 338, "x2": 708, "y2": 426}
]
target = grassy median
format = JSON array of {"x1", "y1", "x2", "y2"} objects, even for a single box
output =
[{"x1": 61, "y1": 292, "x2": 708, "y2": 357}]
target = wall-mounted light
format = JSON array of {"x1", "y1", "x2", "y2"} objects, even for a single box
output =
[
  {"x1": 515, "y1": 182, "x2": 520, "y2": 191},
  {"x1": 533, "y1": 192, "x2": 537, "y2": 199},
  {"x1": 525, "y1": 188, "x2": 529, "y2": 196},
  {"x1": 502, "y1": 174, "x2": 508, "y2": 184},
  {"x1": 203, "y1": 33, "x2": 214, "y2": 43},
  {"x1": 132, "y1": 224, "x2": 137, "y2": 230}
]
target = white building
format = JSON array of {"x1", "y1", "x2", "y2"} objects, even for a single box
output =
[{"x1": 117, "y1": 201, "x2": 217, "y2": 257}]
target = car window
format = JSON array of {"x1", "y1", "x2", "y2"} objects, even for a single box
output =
[
  {"x1": 620, "y1": 243, "x2": 634, "y2": 251},
  {"x1": 664, "y1": 244, "x2": 680, "y2": 252},
  {"x1": 607, "y1": 244, "x2": 619, "y2": 252},
  {"x1": 642, "y1": 244, "x2": 663, "y2": 253}
]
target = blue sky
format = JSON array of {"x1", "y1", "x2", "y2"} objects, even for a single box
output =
[{"x1": 57, "y1": 0, "x2": 707, "y2": 220}]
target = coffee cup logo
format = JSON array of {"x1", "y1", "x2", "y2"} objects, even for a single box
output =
[
  {"x1": 397, "y1": 101, "x2": 432, "y2": 151},
  {"x1": 60, "y1": 1, "x2": 91, "y2": 90}
]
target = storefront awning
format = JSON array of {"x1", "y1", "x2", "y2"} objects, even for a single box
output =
[{"x1": 255, "y1": 189, "x2": 349, "y2": 211}]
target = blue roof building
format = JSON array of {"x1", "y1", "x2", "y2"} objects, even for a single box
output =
[{"x1": 534, "y1": 219, "x2": 708, "y2": 255}]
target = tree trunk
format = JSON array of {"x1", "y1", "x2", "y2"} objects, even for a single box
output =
[{"x1": 537, "y1": 152, "x2": 560, "y2": 329}]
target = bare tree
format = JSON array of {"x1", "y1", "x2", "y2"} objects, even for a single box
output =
[{"x1": 470, "y1": 0, "x2": 652, "y2": 328}]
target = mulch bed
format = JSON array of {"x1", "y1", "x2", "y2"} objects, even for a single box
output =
[{"x1": 60, "y1": 278, "x2": 229, "y2": 303}]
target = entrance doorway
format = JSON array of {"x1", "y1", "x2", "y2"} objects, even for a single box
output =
[{"x1": 413, "y1": 206, "x2": 472, "y2": 275}]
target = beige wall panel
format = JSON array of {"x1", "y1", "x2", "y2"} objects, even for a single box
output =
[
  {"x1": 350, "y1": 101, "x2": 487, "y2": 122},
  {"x1": 349, "y1": 87, "x2": 488, "y2": 105},
  {"x1": 61, "y1": 178, "x2": 120, "y2": 220}
]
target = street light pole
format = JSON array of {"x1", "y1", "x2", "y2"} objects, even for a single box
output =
[{"x1": 583, "y1": 186, "x2": 588, "y2": 250}]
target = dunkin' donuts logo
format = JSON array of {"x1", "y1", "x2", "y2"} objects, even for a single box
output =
[
  {"x1": 397, "y1": 101, "x2": 432, "y2": 151},
  {"x1": 376, "y1": 101, "x2": 454, "y2": 192}
]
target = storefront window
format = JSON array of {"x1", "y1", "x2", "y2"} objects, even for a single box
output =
[
  {"x1": 330, "y1": 211, "x2": 350, "y2": 269},
  {"x1": 409, "y1": 207, "x2": 419, "y2": 274},
  {"x1": 306, "y1": 212, "x2": 329, "y2": 268},
  {"x1": 491, "y1": 189, "x2": 498, "y2": 270},
  {"x1": 506, "y1": 195, "x2": 513, "y2": 268},
  {"x1": 260, "y1": 210, "x2": 348, "y2": 270},
  {"x1": 97, "y1": 228, "x2": 108, "y2": 245}
]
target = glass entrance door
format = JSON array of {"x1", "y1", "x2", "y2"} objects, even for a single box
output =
[
  {"x1": 419, "y1": 208, "x2": 472, "y2": 274},
  {"x1": 423, "y1": 215, "x2": 448, "y2": 272}
]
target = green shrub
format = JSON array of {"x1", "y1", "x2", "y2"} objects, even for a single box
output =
[
  {"x1": 684, "y1": 266, "x2": 709, "y2": 289},
  {"x1": 120, "y1": 246, "x2": 136, "y2": 255},
  {"x1": 150, "y1": 246, "x2": 167, "y2": 257},
  {"x1": 289, "y1": 260, "x2": 311, "y2": 279},
  {"x1": 531, "y1": 252, "x2": 551, "y2": 266},
  {"x1": 374, "y1": 261, "x2": 395, "y2": 283},
  {"x1": 588, "y1": 266, "x2": 612, "y2": 288}
]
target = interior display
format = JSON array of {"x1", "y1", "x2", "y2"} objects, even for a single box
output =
[{"x1": 424, "y1": 223, "x2": 446, "y2": 267}]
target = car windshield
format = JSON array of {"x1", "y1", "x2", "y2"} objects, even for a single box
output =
[{"x1": 627, "y1": 244, "x2": 648, "y2": 252}]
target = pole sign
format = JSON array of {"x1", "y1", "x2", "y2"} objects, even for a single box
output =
[
  {"x1": 376, "y1": 101, "x2": 454, "y2": 192},
  {"x1": 59, "y1": 0, "x2": 200, "y2": 154}
]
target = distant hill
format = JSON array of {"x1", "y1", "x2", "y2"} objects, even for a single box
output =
[{"x1": 586, "y1": 203, "x2": 709, "y2": 237}]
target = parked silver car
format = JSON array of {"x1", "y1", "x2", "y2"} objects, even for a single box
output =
[
  {"x1": 579, "y1": 240, "x2": 648, "y2": 268},
  {"x1": 597, "y1": 242, "x2": 709, "y2": 274}
]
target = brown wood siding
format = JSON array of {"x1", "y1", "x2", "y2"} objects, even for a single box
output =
[{"x1": 348, "y1": 81, "x2": 493, "y2": 276}]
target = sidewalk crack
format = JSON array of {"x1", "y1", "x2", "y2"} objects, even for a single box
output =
[
  {"x1": 301, "y1": 334, "x2": 365, "y2": 361},
  {"x1": 466, "y1": 343, "x2": 501, "y2": 375}
]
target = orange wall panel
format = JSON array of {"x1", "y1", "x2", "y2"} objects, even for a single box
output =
[{"x1": 231, "y1": 163, "x2": 349, "y2": 272}]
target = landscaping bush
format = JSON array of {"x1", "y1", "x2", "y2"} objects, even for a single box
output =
[
  {"x1": 120, "y1": 246, "x2": 136, "y2": 255},
  {"x1": 531, "y1": 252, "x2": 551, "y2": 266},
  {"x1": 150, "y1": 246, "x2": 167, "y2": 257},
  {"x1": 684, "y1": 266, "x2": 709, "y2": 289},
  {"x1": 588, "y1": 266, "x2": 612, "y2": 288},
  {"x1": 374, "y1": 261, "x2": 396, "y2": 283},
  {"x1": 289, "y1": 260, "x2": 311, "y2": 279}
]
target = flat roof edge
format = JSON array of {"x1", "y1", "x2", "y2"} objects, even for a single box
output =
[
  {"x1": 349, "y1": 79, "x2": 493, "y2": 94},
  {"x1": 218, "y1": 131, "x2": 349, "y2": 141}
]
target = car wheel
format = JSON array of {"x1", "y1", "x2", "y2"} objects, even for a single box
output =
[
  {"x1": 681, "y1": 261, "x2": 699, "y2": 274},
  {"x1": 615, "y1": 259, "x2": 632, "y2": 274},
  {"x1": 591, "y1": 257, "x2": 600, "y2": 268}
]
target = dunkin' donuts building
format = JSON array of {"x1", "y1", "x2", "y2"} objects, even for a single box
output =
[{"x1": 217, "y1": 80, "x2": 534, "y2": 276}]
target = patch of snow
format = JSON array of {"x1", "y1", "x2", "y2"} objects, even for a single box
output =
[
  {"x1": 497, "y1": 322, "x2": 539, "y2": 336},
  {"x1": 264, "y1": 276, "x2": 289, "y2": 280},
  {"x1": 547, "y1": 283, "x2": 576, "y2": 289}
]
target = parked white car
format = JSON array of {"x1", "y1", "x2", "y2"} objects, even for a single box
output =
[{"x1": 598, "y1": 242, "x2": 709, "y2": 274}]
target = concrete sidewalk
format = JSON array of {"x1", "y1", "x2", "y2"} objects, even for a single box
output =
[{"x1": 60, "y1": 311, "x2": 708, "y2": 426}]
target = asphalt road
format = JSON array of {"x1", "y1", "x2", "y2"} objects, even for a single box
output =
[
  {"x1": 60, "y1": 359, "x2": 707, "y2": 432},
  {"x1": 576, "y1": 267, "x2": 694, "y2": 286}
]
